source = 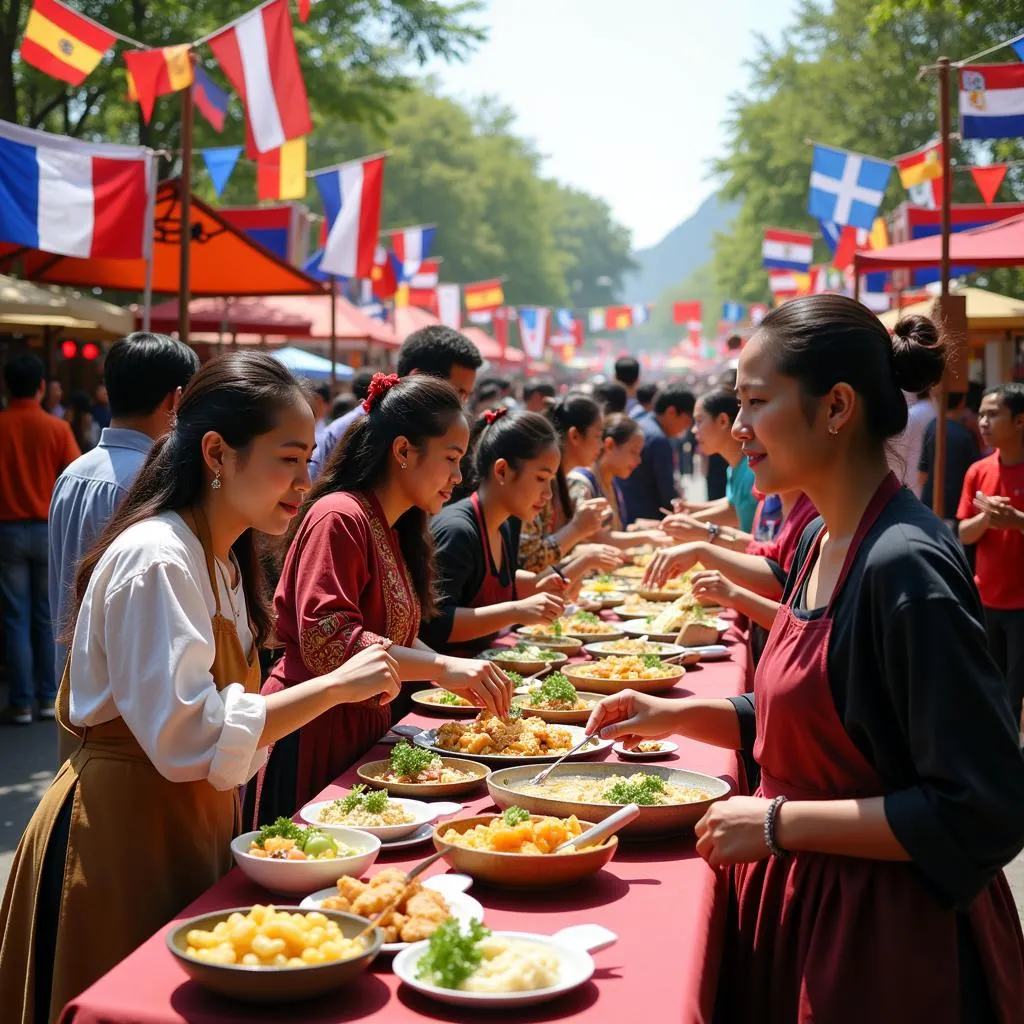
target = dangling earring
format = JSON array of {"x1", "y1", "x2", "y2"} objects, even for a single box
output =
[{"x1": 211, "y1": 469, "x2": 222, "y2": 490}]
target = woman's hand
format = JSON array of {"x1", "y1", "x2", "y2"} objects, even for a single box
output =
[
  {"x1": 642, "y1": 543, "x2": 701, "y2": 588},
  {"x1": 585, "y1": 689, "x2": 683, "y2": 747},
  {"x1": 689, "y1": 570, "x2": 739, "y2": 609},
  {"x1": 533, "y1": 572, "x2": 569, "y2": 597},
  {"x1": 575, "y1": 544, "x2": 625, "y2": 574},
  {"x1": 660, "y1": 512, "x2": 706, "y2": 542},
  {"x1": 515, "y1": 593, "x2": 565, "y2": 626},
  {"x1": 572, "y1": 497, "x2": 611, "y2": 539},
  {"x1": 439, "y1": 657, "x2": 513, "y2": 717},
  {"x1": 327, "y1": 642, "x2": 401, "y2": 705},
  {"x1": 633, "y1": 529, "x2": 673, "y2": 547},
  {"x1": 694, "y1": 797, "x2": 773, "y2": 867}
]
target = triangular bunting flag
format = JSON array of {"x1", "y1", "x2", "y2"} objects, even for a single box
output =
[
  {"x1": 298, "y1": 0, "x2": 312, "y2": 22},
  {"x1": 969, "y1": 164, "x2": 1009, "y2": 205},
  {"x1": 124, "y1": 45, "x2": 193, "y2": 124},
  {"x1": 201, "y1": 146, "x2": 242, "y2": 198},
  {"x1": 1013, "y1": 39, "x2": 1024, "y2": 61}
]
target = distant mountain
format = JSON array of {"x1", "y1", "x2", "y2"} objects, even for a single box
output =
[{"x1": 620, "y1": 193, "x2": 739, "y2": 305}]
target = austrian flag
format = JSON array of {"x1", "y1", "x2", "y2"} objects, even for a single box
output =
[
  {"x1": 0, "y1": 120, "x2": 152, "y2": 259},
  {"x1": 208, "y1": 0, "x2": 311, "y2": 156}
]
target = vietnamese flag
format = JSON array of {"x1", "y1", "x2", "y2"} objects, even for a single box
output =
[{"x1": 125, "y1": 46, "x2": 194, "y2": 124}]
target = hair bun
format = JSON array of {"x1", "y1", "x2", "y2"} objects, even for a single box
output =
[{"x1": 890, "y1": 314, "x2": 945, "y2": 394}]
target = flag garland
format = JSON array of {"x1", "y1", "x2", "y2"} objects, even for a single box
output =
[
  {"x1": 19, "y1": 0, "x2": 116, "y2": 87},
  {"x1": 124, "y1": 45, "x2": 193, "y2": 124}
]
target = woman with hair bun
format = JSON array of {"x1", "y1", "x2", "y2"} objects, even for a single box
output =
[
  {"x1": 590, "y1": 295, "x2": 1024, "y2": 1021},
  {"x1": 422, "y1": 409, "x2": 570, "y2": 655},
  {"x1": 249, "y1": 374, "x2": 513, "y2": 825},
  {"x1": 0, "y1": 352, "x2": 402, "y2": 1023}
]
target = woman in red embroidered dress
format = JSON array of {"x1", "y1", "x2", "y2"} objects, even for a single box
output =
[{"x1": 249, "y1": 374, "x2": 512, "y2": 825}]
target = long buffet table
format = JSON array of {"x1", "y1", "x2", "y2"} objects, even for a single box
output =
[{"x1": 60, "y1": 626, "x2": 750, "y2": 1024}]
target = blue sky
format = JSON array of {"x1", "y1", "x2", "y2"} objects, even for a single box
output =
[{"x1": 427, "y1": 0, "x2": 799, "y2": 250}]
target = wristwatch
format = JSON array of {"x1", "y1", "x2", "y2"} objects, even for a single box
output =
[{"x1": 706, "y1": 522, "x2": 721, "y2": 543}]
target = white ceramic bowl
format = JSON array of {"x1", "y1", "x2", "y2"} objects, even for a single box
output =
[
  {"x1": 229, "y1": 829, "x2": 380, "y2": 896},
  {"x1": 300, "y1": 798, "x2": 463, "y2": 842},
  {"x1": 393, "y1": 924, "x2": 617, "y2": 1008}
]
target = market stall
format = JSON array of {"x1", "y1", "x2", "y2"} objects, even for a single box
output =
[{"x1": 60, "y1": 623, "x2": 749, "y2": 1024}]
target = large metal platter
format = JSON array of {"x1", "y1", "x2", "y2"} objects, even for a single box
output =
[{"x1": 411, "y1": 723, "x2": 613, "y2": 767}]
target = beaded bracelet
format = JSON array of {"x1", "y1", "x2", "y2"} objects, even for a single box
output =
[{"x1": 764, "y1": 795, "x2": 788, "y2": 857}]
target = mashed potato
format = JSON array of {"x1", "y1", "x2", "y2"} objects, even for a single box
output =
[{"x1": 459, "y1": 937, "x2": 561, "y2": 992}]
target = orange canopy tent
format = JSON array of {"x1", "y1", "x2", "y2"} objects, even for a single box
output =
[
  {"x1": 854, "y1": 213, "x2": 1024, "y2": 273},
  {"x1": 0, "y1": 180, "x2": 321, "y2": 297}
]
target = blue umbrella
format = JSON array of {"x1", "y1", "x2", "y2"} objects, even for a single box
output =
[{"x1": 270, "y1": 346, "x2": 354, "y2": 382}]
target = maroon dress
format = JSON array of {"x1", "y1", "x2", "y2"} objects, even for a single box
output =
[
  {"x1": 248, "y1": 491, "x2": 420, "y2": 826},
  {"x1": 723, "y1": 474, "x2": 1024, "y2": 1022}
]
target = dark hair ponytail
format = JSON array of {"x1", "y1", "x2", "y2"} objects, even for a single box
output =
[
  {"x1": 298, "y1": 375, "x2": 466, "y2": 618},
  {"x1": 760, "y1": 294, "x2": 945, "y2": 443},
  {"x1": 601, "y1": 413, "x2": 641, "y2": 447},
  {"x1": 71, "y1": 351, "x2": 306, "y2": 648},
  {"x1": 547, "y1": 392, "x2": 602, "y2": 519},
  {"x1": 453, "y1": 409, "x2": 558, "y2": 501}
]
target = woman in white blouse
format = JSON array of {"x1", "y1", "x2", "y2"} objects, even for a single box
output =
[{"x1": 0, "y1": 352, "x2": 400, "y2": 1024}]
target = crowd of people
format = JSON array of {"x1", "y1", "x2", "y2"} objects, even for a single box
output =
[{"x1": 1, "y1": 297, "x2": 1024, "y2": 1020}]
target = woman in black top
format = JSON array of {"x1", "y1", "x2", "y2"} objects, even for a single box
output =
[
  {"x1": 590, "y1": 295, "x2": 1024, "y2": 1022},
  {"x1": 421, "y1": 409, "x2": 570, "y2": 655}
]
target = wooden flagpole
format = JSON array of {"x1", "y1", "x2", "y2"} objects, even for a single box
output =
[
  {"x1": 178, "y1": 71, "x2": 195, "y2": 345},
  {"x1": 932, "y1": 55, "x2": 952, "y2": 518},
  {"x1": 329, "y1": 277, "x2": 338, "y2": 387}
]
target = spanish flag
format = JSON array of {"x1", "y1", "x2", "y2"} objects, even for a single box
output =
[
  {"x1": 463, "y1": 278, "x2": 504, "y2": 314},
  {"x1": 20, "y1": 0, "x2": 116, "y2": 87},
  {"x1": 124, "y1": 46, "x2": 194, "y2": 124},
  {"x1": 257, "y1": 136, "x2": 307, "y2": 201}
]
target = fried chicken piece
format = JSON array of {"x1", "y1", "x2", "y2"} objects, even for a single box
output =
[
  {"x1": 400, "y1": 892, "x2": 449, "y2": 942},
  {"x1": 352, "y1": 880, "x2": 404, "y2": 917}
]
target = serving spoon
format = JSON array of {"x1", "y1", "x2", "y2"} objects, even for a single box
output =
[
  {"x1": 524, "y1": 732, "x2": 596, "y2": 787},
  {"x1": 554, "y1": 803, "x2": 640, "y2": 851}
]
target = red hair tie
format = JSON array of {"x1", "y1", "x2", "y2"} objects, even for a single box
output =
[
  {"x1": 483, "y1": 407, "x2": 509, "y2": 426},
  {"x1": 362, "y1": 372, "x2": 400, "y2": 413}
]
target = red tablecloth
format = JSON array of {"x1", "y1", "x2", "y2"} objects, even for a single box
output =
[{"x1": 61, "y1": 631, "x2": 749, "y2": 1024}]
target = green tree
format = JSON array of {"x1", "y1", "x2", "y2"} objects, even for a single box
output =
[{"x1": 711, "y1": 0, "x2": 1024, "y2": 303}]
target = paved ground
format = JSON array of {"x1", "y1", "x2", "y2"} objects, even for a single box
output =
[{"x1": 3, "y1": 681, "x2": 1024, "y2": 921}]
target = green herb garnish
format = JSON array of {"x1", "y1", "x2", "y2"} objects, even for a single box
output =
[
  {"x1": 529, "y1": 672, "x2": 578, "y2": 707},
  {"x1": 572, "y1": 611, "x2": 600, "y2": 625},
  {"x1": 254, "y1": 816, "x2": 308, "y2": 848},
  {"x1": 604, "y1": 774, "x2": 667, "y2": 806},
  {"x1": 551, "y1": 620, "x2": 564, "y2": 636},
  {"x1": 390, "y1": 740, "x2": 436, "y2": 778},
  {"x1": 364, "y1": 788, "x2": 389, "y2": 814},
  {"x1": 505, "y1": 670, "x2": 523, "y2": 686},
  {"x1": 502, "y1": 805, "x2": 531, "y2": 826},
  {"x1": 642, "y1": 653, "x2": 665, "y2": 669},
  {"x1": 340, "y1": 784, "x2": 367, "y2": 813},
  {"x1": 416, "y1": 919, "x2": 491, "y2": 989},
  {"x1": 436, "y1": 690, "x2": 462, "y2": 705},
  {"x1": 506, "y1": 702, "x2": 523, "y2": 720}
]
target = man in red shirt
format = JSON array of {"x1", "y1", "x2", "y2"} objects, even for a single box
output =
[
  {"x1": 0, "y1": 354, "x2": 80, "y2": 724},
  {"x1": 957, "y1": 382, "x2": 1024, "y2": 723}
]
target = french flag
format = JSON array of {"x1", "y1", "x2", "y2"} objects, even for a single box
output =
[
  {"x1": 208, "y1": 0, "x2": 311, "y2": 156},
  {"x1": 960, "y1": 65, "x2": 1024, "y2": 140},
  {"x1": 762, "y1": 228, "x2": 814, "y2": 272},
  {"x1": 408, "y1": 257, "x2": 440, "y2": 290},
  {"x1": 313, "y1": 155, "x2": 387, "y2": 280},
  {"x1": 390, "y1": 225, "x2": 436, "y2": 281},
  {"x1": 0, "y1": 119, "x2": 152, "y2": 259}
]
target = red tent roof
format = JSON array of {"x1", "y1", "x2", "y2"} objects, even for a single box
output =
[
  {"x1": 0, "y1": 180, "x2": 322, "y2": 297},
  {"x1": 855, "y1": 213, "x2": 1024, "y2": 271},
  {"x1": 461, "y1": 325, "x2": 525, "y2": 364},
  {"x1": 138, "y1": 294, "x2": 396, "y2": 346},
  {"x1": 394, "y1": 305, "x2": 440, "y2": 338}
]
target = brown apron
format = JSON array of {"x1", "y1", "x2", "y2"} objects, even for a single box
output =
[{"x1": 0, "y1": 510, "x2": 261, "y2": 1024}]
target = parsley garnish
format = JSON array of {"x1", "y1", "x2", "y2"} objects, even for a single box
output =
[
  {"x1": 390, "y1": 740, "x2": 436, "y2": 778},
  {"x1": 642, "y1": 653, "x2": 665, "y2": 669},
  {"x1": 416, "y1": 919, "x2": 491, "y2": 989},
  {"x1": 254, "y1": 816, "x2": 308, "y2": 847},
  {"x1": 502, "y1": 805, "x2": 531, "y2": 826},
  {"x1": 604, "y1": 774, "x2": 667, "y2": 806},
  {"x1": 529, "y1": 672, "x2": 577, "y2": 706}
]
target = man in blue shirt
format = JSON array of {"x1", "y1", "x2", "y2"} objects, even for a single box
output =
[
  {"x1": 619, "y1": 384, "x2": 696, "y2": 524},
  {"x1": 309, "y1": 326, "x2": 482, "y2": 478},
  {"x1": 48, "y1": 333, "x2": 199, "y2": 676}
]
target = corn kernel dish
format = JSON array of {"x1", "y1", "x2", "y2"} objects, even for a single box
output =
[
  {"x1": 438, "y1": 813, "x2": 589, "y2": 855},
  {"x1": 568, "y1": 655, "x2": 678, "y2": 681}
]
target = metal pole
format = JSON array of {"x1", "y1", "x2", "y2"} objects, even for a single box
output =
[
  {"x1": 329, "y1": 276, "x2": 338, "y2": 387},
  {"x1": 853, "y1": 265, "x2": 861, "y2": 303},
  {"x1": 933, "y1": 56, "x2": 952, "y2": 518},
  {"x1": 178, "y1": 79, "x2": 195, "y2": 345},
  {"x1": 142, "y1": 152, "x2": 157, "y2": 332}
]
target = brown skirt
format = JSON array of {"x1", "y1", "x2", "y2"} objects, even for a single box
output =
[{"x1": 0, "y1": 722, "x2": 238, "y2": 1024}]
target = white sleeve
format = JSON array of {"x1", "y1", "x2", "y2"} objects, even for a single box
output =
[{"x1": 102, "y1": 559, "x2": 267, "y2": 790}]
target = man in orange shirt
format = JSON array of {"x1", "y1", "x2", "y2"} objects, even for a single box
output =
[{"x1": 0, "y1": 354, "x2": 79, "y2": 724}]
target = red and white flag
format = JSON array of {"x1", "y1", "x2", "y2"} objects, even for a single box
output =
[
  {"x1": 208, "y1": 0, "x2": 311, "y2": 156},
  {"x1": 312, "y1": 155, "x2": 387, "y2": 279}
]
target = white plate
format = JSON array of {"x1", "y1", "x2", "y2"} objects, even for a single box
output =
[
  {"x1": 393, "y1": 924, "x2": 617, "y2": 1008},
  {"x1": 613, "y1": 740, "x2": 679, "y2": 761},
  {"x1": 411, "y1": 723, "x2": 613, "y2": 767},
  {"x1": 377, "y1": 822, "x2": 436, "y2": 850},
  {"x1": 300, "y1": 797, "x2": 462, "y2": 842},
  {"x1": 300, "y1": 874, "x2": 484, "y2": 954},
  {"x1": 583, "y1": 639, "x2": 687, "y2": 659},
  {"x1": 619, "y1": 618, "x2": 729, "y2": 643},
  {"x1": 683, "y1": 644, "x2": 731, "y2": 661}
]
